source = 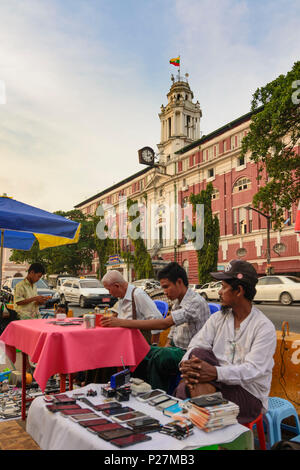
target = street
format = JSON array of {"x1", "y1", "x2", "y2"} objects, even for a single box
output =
[
  {"x1": 258, "y1": 303, "x2": 300, "y2": 334},
  {"x1": 69, "y1": 302, "x2": 300, "y2": 333}
]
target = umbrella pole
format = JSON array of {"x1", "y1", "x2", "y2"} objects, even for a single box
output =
[{"x1": 0, "y1": 229, "x2": 3, "y2": 288}]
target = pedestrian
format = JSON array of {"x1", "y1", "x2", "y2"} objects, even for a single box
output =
[
  {"x1": 175, "y1": 260, "x2": 277, "y2": 424},
  {"x1": 14, "y1": 263, "x2": 51, "y2": 319}
]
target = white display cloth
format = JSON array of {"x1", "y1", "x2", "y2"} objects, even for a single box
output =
[{"x1": 26, "y1": 384, "x2": 252, "y2": 450}]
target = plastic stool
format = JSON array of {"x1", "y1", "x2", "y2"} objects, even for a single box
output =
[
  {"x1": 154, "y1": 300, "x2": 169, "y2": 318},
  {"x1": 264, "y1": 397, "x2": 300, "y2": 447},
  {"x1": 207, "y1": 303, "x2": 220, "y2": 314},
  {"x1": 244, "y1": 413, "x2": 267, "y2": 450}
]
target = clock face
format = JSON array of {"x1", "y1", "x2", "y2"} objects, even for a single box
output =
[{"x1": 141, "y1": 148, "x2": 154, "y2": 163}]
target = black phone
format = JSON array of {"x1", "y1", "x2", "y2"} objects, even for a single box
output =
[
  {"x1": 97, "y1": 427, "x2": 133, "y2": 441},
  {"x1": 112, "y1": 411, "x2": 146, "y2": 422},
  {"x1": 112, "y1": 433, "x2": 152, "y2": 448},
  {"x1": 137, "y1": 389, "x2": 164, "y2": 402},
  {"x1": 102, "y1": 406, "x2": 133, "y2": 416},
  {"x1": 126, "y1": 416, "x2": 159, "y2": 428},
  {"x1": 94, "y1": 402, "x2": 121, "y2": 411},
  {"x1": 127, "y1": 423, "x2": 161, "y2": 434},
  {"x1": 190, "y1": 395, "x2": 227, "y2": 407}
]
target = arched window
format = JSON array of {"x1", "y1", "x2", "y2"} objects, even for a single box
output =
[
  {"x1": 183, "y1": 259, "x2": 189, "y2": 277},
  {"x1": 233, "y1": 177, "x2": 251, "y2": 193},
  {"x1": 211, "y1": 188, "x2": 220, "y2": 200}
]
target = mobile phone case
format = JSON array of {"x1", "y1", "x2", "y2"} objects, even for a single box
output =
[{"x1": 112, "y1": 433, "x2": 152, "y2": 448}]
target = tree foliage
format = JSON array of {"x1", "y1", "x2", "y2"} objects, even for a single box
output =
[
  {"x1": 89, "y1": 211, "x2": 115, "y2": 279},
  {"x1": 189, "y1": 183, "x2": 220, "y2": 285},
  {"x1": 127, "y1": 198, "x2": 154, "y2": 280},
  {"x1": 241, "y1": 61, "x2": 300, "y2": 228}
]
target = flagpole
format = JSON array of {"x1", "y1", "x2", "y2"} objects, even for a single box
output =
[{"x1": 179, "y1": 55, "x2": 181, "y2": 78}]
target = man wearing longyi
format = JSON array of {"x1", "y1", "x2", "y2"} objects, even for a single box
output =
[
  {"x1": 175, "y1": 260, "x2": 277, "y2": 424},
  {"x1": 101, "y1": 262, "x2": 210, "y2": 391}
]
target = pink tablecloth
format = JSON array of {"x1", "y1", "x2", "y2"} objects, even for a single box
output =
[{"x1": 0, "y1": 319, "x2": 150, "y2": 391}]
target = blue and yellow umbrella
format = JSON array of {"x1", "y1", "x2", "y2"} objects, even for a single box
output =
[{"x1": 0, "y1": 195, "x2": 81, "y2": 285}]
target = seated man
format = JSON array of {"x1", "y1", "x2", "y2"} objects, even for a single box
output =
[
  {"x1": 14, "y1": 263, "x2": 51, "y2": 320},
  {"x1": 101, "y1": 262, "x2": 210, "y2": 392},
  {"x1": 175, "y1": 260, "x2": 277, "y2": 424},
  {"x1": 102, "y1": 270, "x2": 163, "y2": 344},
  {"x1": 81, "y1": 270, "x2": 163, "y2": 386}
]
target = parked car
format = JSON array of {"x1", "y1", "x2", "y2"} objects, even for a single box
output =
[
  {"x1": 254, "y1": 275, "x2": 300, "y2": 305},
  {"x1": 132, "y1": 279, "x2": 161, "y2": 290},
  {"x1": 189, "y1": 284, "x2": 202, "y2": 290},
  {"x1": 196, "y1": 281, "x2": 222, "y2": 300},
  {"x1": 1, "y1": 277, "x2": 60, "y2": 308},
  {"x1": 60, "y1": 278, "x2": 117, "y2": 308},
  {"x1": 56, "y1": 276, "x2": 78, "y2": 295}
]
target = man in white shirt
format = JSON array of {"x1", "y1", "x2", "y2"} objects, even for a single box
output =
[
  {"x1": 102, "y1": 270, "x2": 162, "y2": 344},
  {"x1": 175, "y1": 260, "x2": 277, "y2": 424}
]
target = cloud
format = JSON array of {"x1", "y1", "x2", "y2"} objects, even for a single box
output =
[
  {"x1": 0, "y1": 0, "x2": 159, "y2": 211},
  {"x1": 173, "y1": 0, "x2": 300, "y2": 134},
  {"x1": 0, "y1": 0, "x2": 299, "y2": 213}
]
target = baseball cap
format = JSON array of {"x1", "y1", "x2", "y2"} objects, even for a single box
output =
[{"x1": 210, "y1": 260, "x2": 258, "y2": 286}]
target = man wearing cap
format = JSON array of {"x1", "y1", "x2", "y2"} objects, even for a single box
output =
[{"x1": 175, "y1": 260, "x2": 277, "y2": 424}]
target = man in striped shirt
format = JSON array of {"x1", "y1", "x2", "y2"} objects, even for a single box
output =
[{"x1": 101, "y1": 262, "x2": 210, "y2": 391}]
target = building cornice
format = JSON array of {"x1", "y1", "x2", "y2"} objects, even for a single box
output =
[{"x1": 175, "y1": 105, "x2": 264, "y2": 155}]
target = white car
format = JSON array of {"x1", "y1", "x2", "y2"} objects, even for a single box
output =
[
  {"x1": 254, "y1": 275, "x2": 300, "y2": 305},
  {"x1": 196, "y1": 281, "x2": 222, "y2": 300},
  {"x1": 60, "y1": 278, "x2": 117, "y2": 308},
  {"x1": 132, "y1": 279, "x2": 161, "y2": 290},
  {"x1": 1, "y1": 277, "x2": 60, "y2": 307},
  {"x1": 189, "y1": 284, "x2": 202, "y2": 290}
]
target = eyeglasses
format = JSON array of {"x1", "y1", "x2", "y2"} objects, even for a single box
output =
[{"x1": 229, "y1": 340, "x2": 237, "y2": 363}]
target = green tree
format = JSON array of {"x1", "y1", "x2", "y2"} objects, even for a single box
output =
[
  {"x1": 241, "y1": 61, "x2": 300, "y2": 229},
  {"x1": 89, "y1": 210, "x2": 115, "y2": 279},
  {"x1": 189, "y1": 183, "x2": 220, "y2": 285},
  {"x1": 127, "y1": 198, "x2": 154, "y2": 279}
]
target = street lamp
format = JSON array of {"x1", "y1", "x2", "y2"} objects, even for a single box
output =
[{"x1": 245, "y1": 206, "x2": 274, "y2": 275}]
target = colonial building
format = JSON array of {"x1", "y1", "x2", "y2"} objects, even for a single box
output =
[
  {"x1": 1, "y1": 248, "x2": 28, "y2": 280},
  {"x1": 75, "y1": 73, "x2": 300, "y2": 282}
]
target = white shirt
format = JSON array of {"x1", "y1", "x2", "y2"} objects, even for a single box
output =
[
  {"x1": 181, "y1": 305, "x2": 277, "y2": 411},
  {"x1": 118, "y1": 284, "x2": 163, "y2": 334},
  {"x1": 168, "y1": 288, "x2": 210, "y2": 350}
]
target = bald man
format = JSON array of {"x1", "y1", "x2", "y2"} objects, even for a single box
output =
[{"x1": 102, "y1": 270, "x2": 163, "y2": 344}]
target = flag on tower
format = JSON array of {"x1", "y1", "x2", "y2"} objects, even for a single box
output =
[{"x1": 170, "y1": 57, "x2": 180, "y2": 67}]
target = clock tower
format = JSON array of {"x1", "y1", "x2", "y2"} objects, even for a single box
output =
[{"x1": 157, "y1": 73, "x2": 202, "y2": 167}]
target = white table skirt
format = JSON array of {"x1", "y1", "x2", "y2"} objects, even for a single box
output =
[{"x1": 26, "y1": 384, "x2": 253, "y2": 450}]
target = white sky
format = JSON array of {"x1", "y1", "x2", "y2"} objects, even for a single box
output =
[{"x1": 0, "y1": 0, "x2": 299, "y2": 212}]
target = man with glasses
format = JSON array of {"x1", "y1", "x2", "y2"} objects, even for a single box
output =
[{"x1": 175, "y1": 260, "x2": 277, "y2": 424}]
